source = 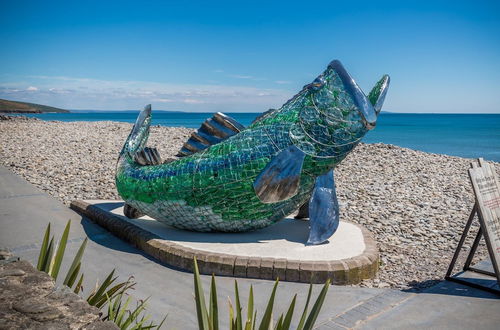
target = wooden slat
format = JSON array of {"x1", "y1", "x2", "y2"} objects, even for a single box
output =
[{"x1": 468, "y1": 158, "x2": 500, "y2": 283}]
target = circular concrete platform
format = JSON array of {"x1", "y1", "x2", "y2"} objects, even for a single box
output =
[{"x1": 71, "y1": 200, "x2": 379, "y2": 284}]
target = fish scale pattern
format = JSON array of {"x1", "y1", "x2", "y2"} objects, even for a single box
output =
[{"x1": 115, "y1": 61, "x2": 386, "y2": 232}]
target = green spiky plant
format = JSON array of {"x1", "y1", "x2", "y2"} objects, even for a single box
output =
[
  {"x1": 37, "y1": 220, "x2": 164, "y2": 329},
  {"x1": 36, "y1": 221, "x2": 87, "y2": 293},
  {"x1": 193, "y1": 257, "x2": 330, "y2": 330},
  {"x1": 104, "y1": 292, "x2": 167, "y2": 330},
  {"x1": 38, "y1": 221, "x2": 330, "y2": 330}
]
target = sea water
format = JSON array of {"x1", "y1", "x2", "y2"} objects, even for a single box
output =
[{"x1": 13, "y1": 111, "x2": 500, "y2": 162}]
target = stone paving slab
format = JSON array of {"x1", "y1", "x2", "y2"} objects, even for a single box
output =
[
  {"x1": 358, "y1": 281, "x2": 500, "y2": 330},
  {"x1": 316, "y1": 290, "x2": 413, "y2": 329},
  {"x1": 70, "y1": 199, "x2": 380, "y2": 284}
]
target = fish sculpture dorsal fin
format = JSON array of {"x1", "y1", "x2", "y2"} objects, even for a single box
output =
[
  {"x1": 177, "y1": 112, "x2": 245, "y2": 157},
  {"x1": 253, "y1": 145, "x2": 306, "y2": 203},
  {"x1": 134, "y1": 147, "x2": 162, "y2": 166}
]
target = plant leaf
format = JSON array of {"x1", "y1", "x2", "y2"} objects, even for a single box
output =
[
  {"x1": 209, "y1": 274, "x2": 219, "y2": 330},
  {"x1": 104, "y1": 292, "x2": 114, "y2": 322},
  {"x1": 130, "y1": 312, "x2": 151, "y2": 330},
  {"x1": 87, "y1": 269, "x2": 116, "y2": 306},
  {"x1": 65, "y1": 262, "x2": 81, "y2": 288},
  {"x1": 235, "y1": 280, "x2": 242, "y2": 330},
  {"x1": 94, "y1": 279, "x2": 135, "y2": 309},
  {"x1": 156, "y1": 314, "x2": 167, "y2": 329},
  {"x1": 296, "y1": 283, "x2": 313, "y2": 330},
  {"x1": 228, "y1": 298, "x2": 235, "y2": 330},
  {"x1": 43, "y1": 238, "x2": 54, "y2": 273},
  {"x1": 37, "y1": 223, "x2": 51, "y2": 271},
  {"x1": 50, "y1": 220, "x2": 71, "y2": 280},
  {"x1": 302, "y1": 280, "x2": 330, "y2": 330},
  {"x1": 122, "y1": 297, "x2": 149, "y2": 329},
  {"x1": 281, "y1": 295, "x2": 296, "y2": 330},
  {"x1": 63, "y1": 237, "x2": 87, "y2": 286},
  {"x1": 110, "y1": 292, "x2": 123, "y2": 322},
  {"x1": 74, "y1": 273, "x2": 84, "y2": 294},
  {"x1": 245, "y1": 285, "x2": 254, "y2": 330},
  {"x1": 193, "y1": 258, "x2": 210, "y2": 330},
  {"x1": 258, "y1": 279, "x2": 279, "y2": 330},
  {"x1": 116, "y1": 295, "x2": 132, "y2": 326},
  {"x1": 274, "y1": 314, "x2": 283, "y2": 330},
  {"x1": 120, "y1": 296, "x2": 136, "y2": 328}
]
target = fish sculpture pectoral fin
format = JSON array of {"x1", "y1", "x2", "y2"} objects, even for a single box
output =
[
  {"x1": 253, "y1": 145, "x2": 306, "y2": 203},
  {"x1": 307, "y1": 169, "x2": 340, "y2": 245}
]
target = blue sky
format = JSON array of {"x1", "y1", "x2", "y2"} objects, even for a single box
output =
[{"x1": 0, "y1": 0, "x2": 499, "y2": 113}]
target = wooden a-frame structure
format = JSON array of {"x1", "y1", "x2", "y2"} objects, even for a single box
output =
[{"x1": 446, "y1": 158, "x2": 500, "y2": 294}]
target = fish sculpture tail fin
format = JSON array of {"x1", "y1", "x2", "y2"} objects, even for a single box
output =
[
  {"x1": 119, "y1": 104, "x2": 152, "y2": 163},
  {"x1": 117, "y1": 105, "x2": 161, "y2": 220}
]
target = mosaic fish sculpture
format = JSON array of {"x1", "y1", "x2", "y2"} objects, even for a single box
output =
[{"x1": 116, "y1": 60, "x2": 390, "y2": 244}]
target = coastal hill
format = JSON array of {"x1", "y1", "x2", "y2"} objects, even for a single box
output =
[{"x1": 0, "y1": 99, "x2": 69, "y2": 113}]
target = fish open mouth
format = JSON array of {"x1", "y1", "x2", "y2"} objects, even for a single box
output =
[{"x1": 328, "y1": 60, "x2": 378, "y2": 130}]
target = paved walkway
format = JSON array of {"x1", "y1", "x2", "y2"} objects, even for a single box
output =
[{"x1": 0, "y1": 165, "x2": 498, "y2": 329}]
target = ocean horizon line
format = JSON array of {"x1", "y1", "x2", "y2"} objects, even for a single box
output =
[
  {"x1": 6, "y1": 111, "x2": 500, "y2": 162},
  {"x1": 65, "y1": 109, "x2": 500, "y2": 115}
]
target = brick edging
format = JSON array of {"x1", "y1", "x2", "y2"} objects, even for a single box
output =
[{"x1": 71, "y1": 200, "x2": 379, "y2": 284}]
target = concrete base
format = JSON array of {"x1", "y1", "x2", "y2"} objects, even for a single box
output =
[{"x1": 71, "y1": 200, "x2": 379, "y2": 284}]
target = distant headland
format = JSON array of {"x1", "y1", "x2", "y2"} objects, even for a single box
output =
[{"x1": 0, "y1": 99, "x2": 69, "y2": 113}]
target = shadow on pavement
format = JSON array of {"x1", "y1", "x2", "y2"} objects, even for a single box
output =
[
  {"x1": 403, "y1": 261, "x2": 500, "y2": 299},
  {"x1": 78, "y1": 214, "x2": 190, "y2": 274}
]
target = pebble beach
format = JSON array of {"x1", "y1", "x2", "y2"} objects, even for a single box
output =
[{"x1": 1, "y1": 115, "x2": 498, "y2": 291}]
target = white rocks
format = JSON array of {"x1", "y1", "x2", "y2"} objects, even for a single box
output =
[{"x1": 1, "y1": 120, "x2": 499, "y2": 291}]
